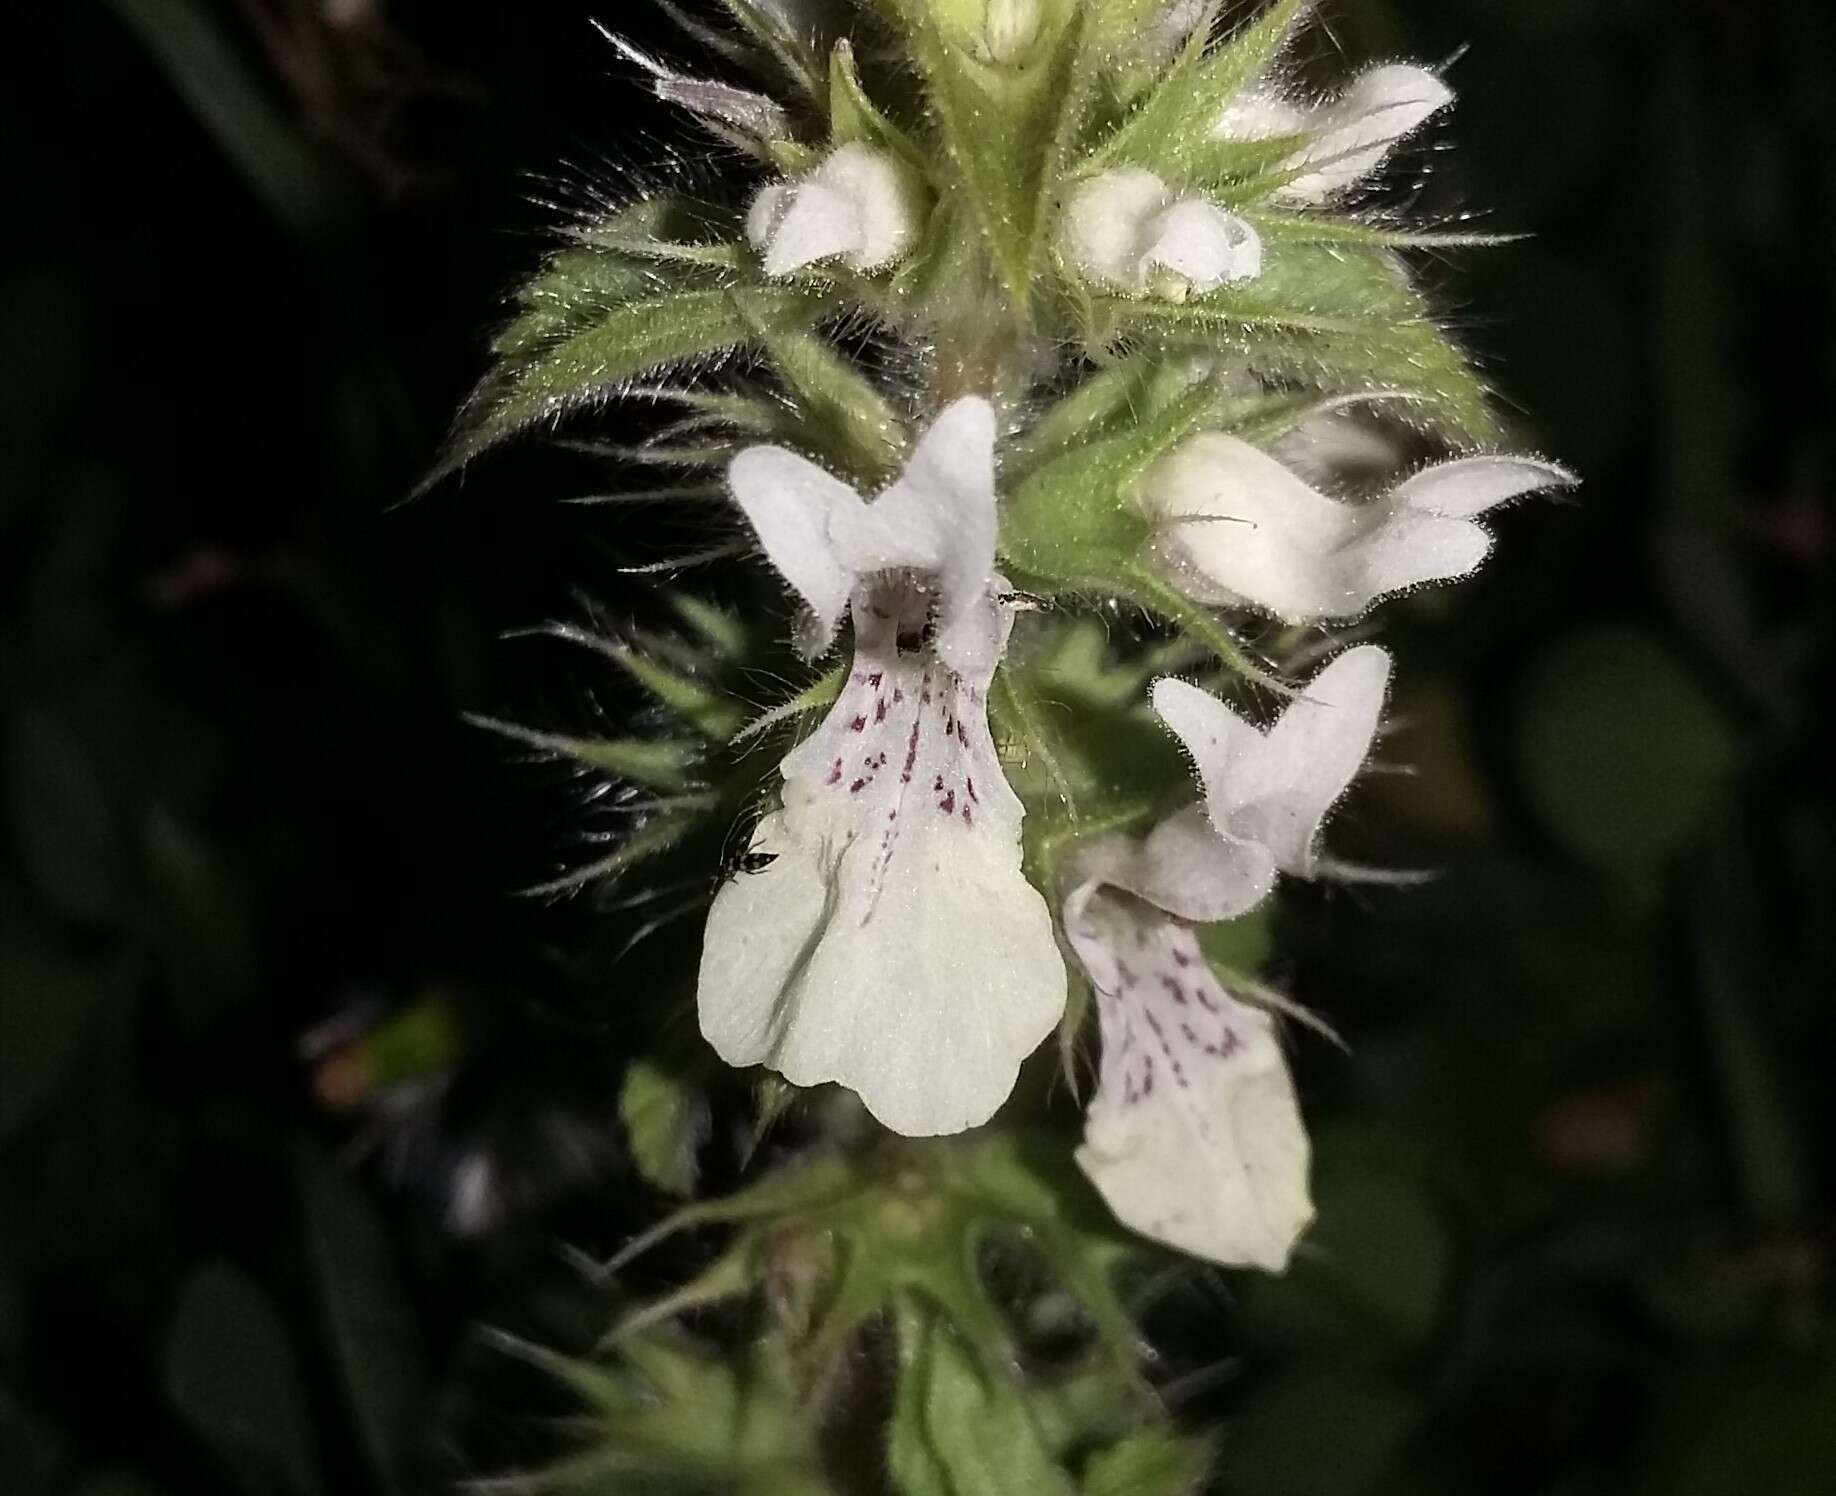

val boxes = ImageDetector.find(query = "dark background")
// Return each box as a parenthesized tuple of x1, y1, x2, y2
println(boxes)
(3, 2, 1831, 1494)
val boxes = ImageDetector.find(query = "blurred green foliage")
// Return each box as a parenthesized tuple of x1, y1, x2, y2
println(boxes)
(3, 1, 1832, 1495)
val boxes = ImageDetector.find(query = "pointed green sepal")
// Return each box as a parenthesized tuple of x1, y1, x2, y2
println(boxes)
(465, 715, 702, 790)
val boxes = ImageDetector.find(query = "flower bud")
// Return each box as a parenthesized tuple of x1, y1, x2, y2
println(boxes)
(746, 144, 925, 277)
(1060, 168, 1262, 298)
(983, 0, 1042, 63)
(927, 0, 1072, 64)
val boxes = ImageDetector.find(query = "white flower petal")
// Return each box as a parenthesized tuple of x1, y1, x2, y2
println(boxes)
(1213, 86, 1309, 142)
(1132, 807, 1277, 922)
(728, 445, 859, 653)
(1061, 168, 1174, 291)
(834, 397, 1000, 678)
(1141, 433, 1568, 621)
(697, 582, 1064, 1136)
(1389, 453, 1578, 519)
(1071, 815, 1275, 929)
(1289, 63, 1455, 200)
(747, 143, 920, 276)
(1142, 432, 1366, 618)
(1151, 646, 1392, 878)
(728, 398, 1004, 668)
(1215, 64, 1454, 203)
(1066, 884, 1311, 1270)
(1349, 509, 1493, 602)
(751, 178, 864, 276)
(1061, 169, 1260, 297)
(1136, 0, 1210, 74)
(1140, 199, 1263, 292)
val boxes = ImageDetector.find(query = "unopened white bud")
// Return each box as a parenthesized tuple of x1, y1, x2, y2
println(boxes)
(1061, 168, 1262, 298)
(983, 0, 1042, 63)
(746, 144, 924, 278)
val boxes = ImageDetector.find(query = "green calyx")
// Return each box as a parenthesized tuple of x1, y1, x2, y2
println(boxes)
(516, 1129, 1202, 1495)
(601, 1130, 1142, 1377)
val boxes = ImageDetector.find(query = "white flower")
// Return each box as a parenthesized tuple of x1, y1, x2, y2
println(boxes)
(1066, 878, 1310, 1270)
(747, 143, 923, 278)
(1216, 64, 1455, 202)
(1139, 432, 1576, 623)
(1061, 168, 1263, 298)
(697, 399, 1066, 1137)
(1063, 646, 1392, 1269)
(1153, 646, 1395, 882)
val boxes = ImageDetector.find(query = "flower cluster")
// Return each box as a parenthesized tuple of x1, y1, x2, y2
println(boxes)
(700, 388, 1554, 1267)
(445, 1, 1575, 1461)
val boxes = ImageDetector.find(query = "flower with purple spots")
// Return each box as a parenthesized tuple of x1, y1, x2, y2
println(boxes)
(696, 399, 1065, 1137)
(1064, 646, 1393, 1268)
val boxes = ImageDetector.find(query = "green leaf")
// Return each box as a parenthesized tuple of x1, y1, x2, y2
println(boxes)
(296, 1149, 426, 1496)
(608, 643, 750, 743)
(718, 0, 829, 102)
(164, 1263, 321, 1496)
(1082, 1429, 1210, 1496)
(881, 0, 1086, 311)
(466, 716, 702, 790)
(1007, 357, 1158, 476)
(1248, 212, 1521, 251)
(578, 197, 747, 272)
(431, 283, 823, 487)
(528, 1331, 835, 1495)
(1074, 233, 1496, 447)
(491, 248, 662, 364)
(1104, 289, 1497, 448)
(828, 39, 922, 159)
(667, 593, 750, 660)
(619, 1059, 711, 1197)
(736, 292, 909, 480)
(1091, 0, 1306, 178)
(1514, 626, 1739, 890)
(1002, 381, 1231, 580)
(888, 1300, 1077, 1496)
